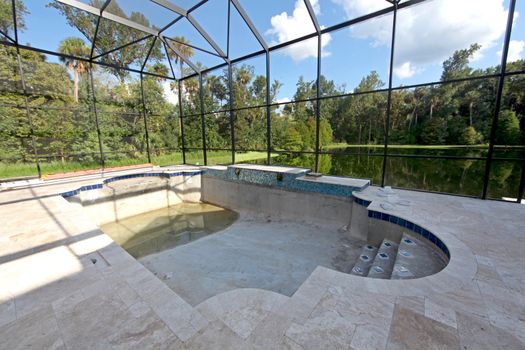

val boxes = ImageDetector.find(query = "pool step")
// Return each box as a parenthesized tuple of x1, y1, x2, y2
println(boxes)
(349, 233, 448, 280)
(367, 239, 399, 279)
(391, 233, 447, 279)
(350, 244, 378, 276)
(391, 233, 418, 279)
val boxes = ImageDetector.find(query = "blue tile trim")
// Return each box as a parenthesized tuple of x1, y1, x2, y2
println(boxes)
(203, 167, 370, 198)
(354, 197, 372, 207)
(60, 171, 202, 198)
(367, 209, 450, 259)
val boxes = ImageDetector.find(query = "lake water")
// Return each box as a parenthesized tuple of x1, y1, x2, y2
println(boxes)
(249, 146, 524, 200)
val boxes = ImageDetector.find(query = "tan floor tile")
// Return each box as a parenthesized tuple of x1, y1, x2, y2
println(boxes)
(0, 306, 65, 350)
(456, 311, 524, 350)
(386, 305, 459, 350)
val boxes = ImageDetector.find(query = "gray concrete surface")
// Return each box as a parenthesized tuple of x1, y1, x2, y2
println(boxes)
(1, 166, 525, 349)
(140, 213, 363, 306)
(201, 176, 353, 227)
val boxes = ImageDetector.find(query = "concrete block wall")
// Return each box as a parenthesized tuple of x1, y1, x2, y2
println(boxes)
(366, 217, 406, 246)
(201, 176, 353, 227)
(348, 201, 369, 241)
(67, 174, 202, 226)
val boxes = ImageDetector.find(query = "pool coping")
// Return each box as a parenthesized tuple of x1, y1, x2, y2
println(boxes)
(322, 186, 478, 296)
(1, 165, 523, 348)
(60, 170, 203, 198)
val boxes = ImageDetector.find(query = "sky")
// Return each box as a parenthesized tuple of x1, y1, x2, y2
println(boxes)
(14, 0, 525, 104)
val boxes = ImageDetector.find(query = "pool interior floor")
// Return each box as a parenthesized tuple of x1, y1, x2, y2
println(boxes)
(137, 212, 363, 306)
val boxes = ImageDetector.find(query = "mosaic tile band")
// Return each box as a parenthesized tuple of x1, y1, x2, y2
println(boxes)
(353, 197, 450, 259)
(60, 171, 202, 198)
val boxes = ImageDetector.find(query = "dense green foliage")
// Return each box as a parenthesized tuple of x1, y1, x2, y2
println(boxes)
(0, 0, 524, 190)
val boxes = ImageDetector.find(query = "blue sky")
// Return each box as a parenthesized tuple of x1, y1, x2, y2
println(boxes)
(16, 0, 525, 103)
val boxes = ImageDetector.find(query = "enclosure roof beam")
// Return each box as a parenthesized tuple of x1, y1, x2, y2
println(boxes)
(0, 28, 15, 44)
(0, 40, 174, 81)
(158, 15, 184, 35)
(157, 0, 209, 35)
(162, 40, 178, 80)
(92, 34, 152, 60)
(164, 35, 223, 57)
(141, 37, 158, 71)
(100, 0, 112, 12)
(230, 0, 268, 51)
(55, 0, 158, 36)
(162, 36, 201, 74)
(150, 0, 187, 16)
(303, 0, 320, 33)
(187, 14, 227, 59)
(151, 0, 226, 60)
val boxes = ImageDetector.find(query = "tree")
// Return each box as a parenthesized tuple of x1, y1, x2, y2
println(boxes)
(420, 118, 448, 144)
(460, 126, 480, 145)
(58, 37, 90, 102)
(0, 0, 28, 35)
(49, 0, 163, 82)
(496, 110, 522, 145)
(168, 36, 194, 79)
(441, 44, 481, 81)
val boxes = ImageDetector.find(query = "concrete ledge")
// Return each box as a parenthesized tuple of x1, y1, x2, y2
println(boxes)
(343, 186, 478, 294)
(203, 164, 370, 198)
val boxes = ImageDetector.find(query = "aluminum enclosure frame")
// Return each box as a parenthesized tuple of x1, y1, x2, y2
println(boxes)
(1, 0, 523, 203)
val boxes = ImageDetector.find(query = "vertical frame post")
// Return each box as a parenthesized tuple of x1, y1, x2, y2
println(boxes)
(227, 0, 235, 164)
(177, 80, 186, 164)
(314, 33, 322, 174)
(228, 63, 235, 164)
(265, 50, 271, 164)
(482, 0, 516, 199)
(199, 73, 207, 165)
(12, 0, 41, 178)
(381, 1, 398, 187)
(89, 65, 105, 169)
(518, 156, 525, 203)
(140, 73, 152, 163)
(15, 53, 41, 178)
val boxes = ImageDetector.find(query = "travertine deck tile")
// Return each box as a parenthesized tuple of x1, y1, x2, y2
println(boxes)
(0, 306, 65, 350)
(386, 306, 459, 350)
(0, 170, 524, 349)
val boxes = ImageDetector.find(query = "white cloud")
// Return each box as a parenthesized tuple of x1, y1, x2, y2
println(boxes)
(163, 81, 178, 105)
(332, 0, 389, 20)
(333, 0, 510, 79)
(393, 62, 416, 79)
(275, 97, 291, 115)
(499, 40, 525, 62)
(268, 0, 331, 61)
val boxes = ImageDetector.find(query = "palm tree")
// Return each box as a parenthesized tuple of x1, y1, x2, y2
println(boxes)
(58, 37, 90, 102)
(169, 36, 194, 80)
(165, 36, 194, 136)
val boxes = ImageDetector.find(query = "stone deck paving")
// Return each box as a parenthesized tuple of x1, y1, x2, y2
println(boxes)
(0, 168, 524, 349)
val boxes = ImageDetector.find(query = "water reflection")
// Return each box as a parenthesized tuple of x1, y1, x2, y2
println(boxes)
(249, 147, 523, 199)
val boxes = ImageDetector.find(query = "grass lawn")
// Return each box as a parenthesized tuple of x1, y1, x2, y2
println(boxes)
(0, 151, 273, 180)
(2, 145, 522, 180)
